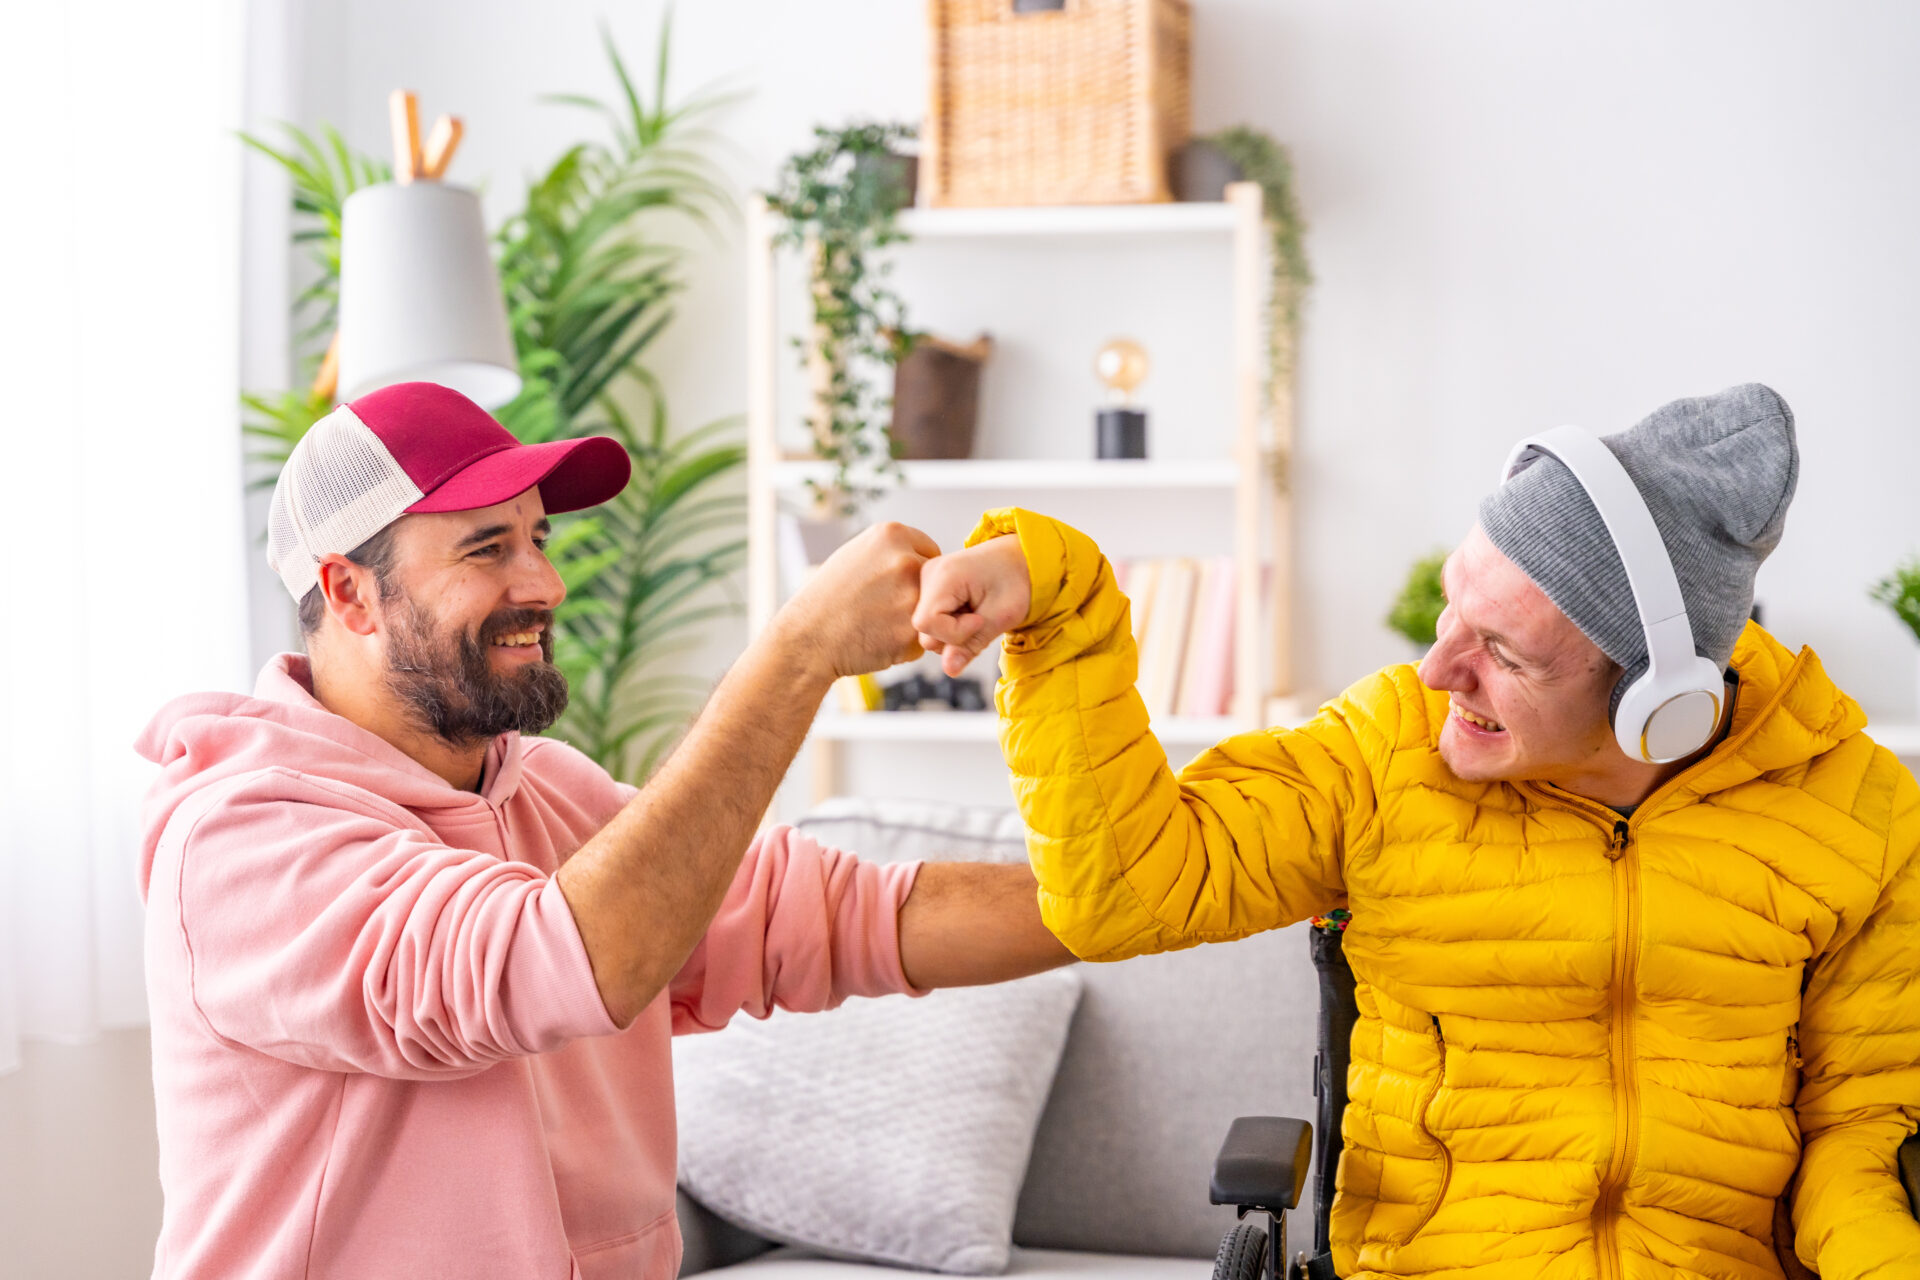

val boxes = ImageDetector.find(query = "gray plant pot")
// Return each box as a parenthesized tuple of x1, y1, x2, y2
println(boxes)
(1171, 139, 1244, 203)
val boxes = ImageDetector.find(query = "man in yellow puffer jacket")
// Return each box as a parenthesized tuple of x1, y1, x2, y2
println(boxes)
(913, 385, 1920, 1280)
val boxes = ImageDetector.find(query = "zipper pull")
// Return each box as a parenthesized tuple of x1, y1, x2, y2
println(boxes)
(1431, 1013, 1445, 1044)
(1607, 820, 1629, 862)
(1787, 1028, 1803, 1070)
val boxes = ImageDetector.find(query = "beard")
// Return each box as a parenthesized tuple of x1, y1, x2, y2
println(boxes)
(382, 594, 570, 745)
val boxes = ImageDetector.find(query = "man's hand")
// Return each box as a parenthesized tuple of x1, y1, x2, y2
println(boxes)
(913, 535, 1032, 678)
(779, 521, 941, 680)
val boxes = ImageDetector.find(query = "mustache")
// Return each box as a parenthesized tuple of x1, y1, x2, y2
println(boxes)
(479, 608, 556, 645)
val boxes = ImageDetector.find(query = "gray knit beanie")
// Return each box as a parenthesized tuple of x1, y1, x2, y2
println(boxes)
(1477, 383, 1798, 713)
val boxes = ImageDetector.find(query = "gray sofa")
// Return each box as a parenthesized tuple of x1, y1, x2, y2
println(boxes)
(676, 797, 1323, 1278)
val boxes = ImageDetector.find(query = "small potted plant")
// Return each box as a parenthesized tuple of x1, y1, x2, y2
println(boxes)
(768, 121, 919, 515)
(1871, 558, 1920, 716)
(1386, 551, 1447, 658)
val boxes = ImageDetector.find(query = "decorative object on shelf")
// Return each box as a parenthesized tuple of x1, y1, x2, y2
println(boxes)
(334, 90, 520, 407)
(1168, 137, 1239, 203)
(1093, 337, 1150, 459)
(1179, 127, 1312, 390)
(890, 332, 993, 460)
(241, 19, 745, 784)
(880, 671, 990, 713)
(1870, 557, 1920, 716)
(924, 0, 1192, 207)
(1386, 550, 1448, 655)
(768, 121, 920, 515)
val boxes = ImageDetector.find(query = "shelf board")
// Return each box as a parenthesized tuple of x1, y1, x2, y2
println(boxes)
(812, 712, 1252, 744)
(893, 201, 1236, 240)
(772, 458, 1240, 493)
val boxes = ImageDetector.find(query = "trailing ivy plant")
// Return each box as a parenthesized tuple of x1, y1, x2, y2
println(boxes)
(766, 121, 918, 515)
(1205, 126, 1313, 389)
(241, 17, 746, 783)
(1386, 550, 1448, 649)
(1871, 559, 1920, 644)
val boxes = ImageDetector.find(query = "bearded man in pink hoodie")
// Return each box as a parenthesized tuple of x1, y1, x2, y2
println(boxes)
(135, 382, 1072, 1280)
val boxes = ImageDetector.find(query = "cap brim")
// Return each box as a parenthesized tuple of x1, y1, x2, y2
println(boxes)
(404, 436, 631, 515)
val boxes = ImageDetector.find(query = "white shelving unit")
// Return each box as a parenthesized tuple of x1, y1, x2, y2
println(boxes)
(744, 186, 1294, 806)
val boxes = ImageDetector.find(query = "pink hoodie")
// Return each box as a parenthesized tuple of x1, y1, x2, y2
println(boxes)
(134, 654, 922, 1280)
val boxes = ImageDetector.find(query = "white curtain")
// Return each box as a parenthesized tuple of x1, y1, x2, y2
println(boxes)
(0, 0, 254, 1073)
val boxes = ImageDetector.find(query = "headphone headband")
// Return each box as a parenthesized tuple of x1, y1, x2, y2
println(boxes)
(1500, 426, 1696, 683)
(1498, 426, 1724, 763)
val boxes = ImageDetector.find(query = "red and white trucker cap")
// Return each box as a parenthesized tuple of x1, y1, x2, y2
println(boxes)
(266, 381, 631, 602)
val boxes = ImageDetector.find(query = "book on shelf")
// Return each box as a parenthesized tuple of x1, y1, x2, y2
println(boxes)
(1178, 557, 1237, 717)
(1110, 553, 1254, 720)
(1138, 558, 1197, 717)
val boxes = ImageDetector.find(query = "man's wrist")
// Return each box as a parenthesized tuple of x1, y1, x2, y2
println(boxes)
(760, 607, 839, 691)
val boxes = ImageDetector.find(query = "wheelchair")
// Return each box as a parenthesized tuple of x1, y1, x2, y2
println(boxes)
(1204, 918, 1920, 1280)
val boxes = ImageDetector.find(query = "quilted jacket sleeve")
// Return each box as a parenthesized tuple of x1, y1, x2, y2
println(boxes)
(1791, 758, 1920, 1278)
(968, 508, 1384, 963)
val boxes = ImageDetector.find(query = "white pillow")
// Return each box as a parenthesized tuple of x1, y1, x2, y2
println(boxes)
(673, 969, 1084, 1275)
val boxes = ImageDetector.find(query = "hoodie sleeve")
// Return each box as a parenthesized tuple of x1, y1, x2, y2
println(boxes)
(162, 770, 618, 1079)
(966, 507, 1367, 963)
(668, 825, 923, 1035)
(1791, 761, 1920, 1278)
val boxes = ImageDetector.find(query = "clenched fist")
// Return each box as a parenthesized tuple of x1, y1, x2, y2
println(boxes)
(913, 535, 1032, 678)
(778, 522, 941, 680)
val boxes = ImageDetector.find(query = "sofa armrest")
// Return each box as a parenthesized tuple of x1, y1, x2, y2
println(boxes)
(1210, 1116, 1313, 1215)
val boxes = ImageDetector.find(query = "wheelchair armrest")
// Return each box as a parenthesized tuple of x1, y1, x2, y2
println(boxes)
(1210, 1115, 1314, 1215)
(1900, 1131, 1920, 1221)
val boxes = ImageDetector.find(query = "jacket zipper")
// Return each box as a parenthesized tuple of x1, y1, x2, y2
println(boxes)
(1401, 1014, 1454, 1245)
(1594, 818, 1640, 1280)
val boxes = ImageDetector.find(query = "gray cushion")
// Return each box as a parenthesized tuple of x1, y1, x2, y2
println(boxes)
(792, 799, 1322, 1260)
(674, 969, 1083, 1274)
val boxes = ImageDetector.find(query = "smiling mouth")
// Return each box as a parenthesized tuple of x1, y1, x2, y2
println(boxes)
(1451, 699, 1506, 734)
(491, 627, 544, 649)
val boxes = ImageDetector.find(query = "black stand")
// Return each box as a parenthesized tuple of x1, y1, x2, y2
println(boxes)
(1096, 408, 1148, 459)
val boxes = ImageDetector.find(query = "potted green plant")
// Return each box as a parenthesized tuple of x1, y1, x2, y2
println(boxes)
(1871, 558, 1920, 716)
(767, 121, 919, 515)
(1387, 551, 1448, 657)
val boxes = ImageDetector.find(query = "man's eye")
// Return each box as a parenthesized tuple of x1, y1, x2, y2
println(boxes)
(470, 545, 501, 559)
(533, 539, 549, 553)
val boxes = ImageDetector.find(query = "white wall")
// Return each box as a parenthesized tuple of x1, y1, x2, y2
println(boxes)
(274, 1, 1920, 762)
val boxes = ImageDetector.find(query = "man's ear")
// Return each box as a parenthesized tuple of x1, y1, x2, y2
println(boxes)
(315, 556, 381, 638)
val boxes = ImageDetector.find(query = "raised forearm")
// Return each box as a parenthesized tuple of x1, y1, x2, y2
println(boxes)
(896, 861, 1075, 990)
(557, 616, 831, 1025)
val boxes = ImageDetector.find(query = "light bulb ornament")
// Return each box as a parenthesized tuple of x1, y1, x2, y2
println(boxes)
(1094, 337, 1150, 459)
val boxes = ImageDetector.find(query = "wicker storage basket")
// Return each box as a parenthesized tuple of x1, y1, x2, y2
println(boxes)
(925, 0, 1192, 207)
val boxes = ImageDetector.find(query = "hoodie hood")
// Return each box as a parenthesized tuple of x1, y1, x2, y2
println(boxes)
(134, 653, 522, 896)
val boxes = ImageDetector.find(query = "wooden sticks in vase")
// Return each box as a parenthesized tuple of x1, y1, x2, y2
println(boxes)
(387, 89, 463, 182)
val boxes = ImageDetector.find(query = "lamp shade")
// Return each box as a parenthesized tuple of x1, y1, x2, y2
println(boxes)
(337, 181, 521, 408)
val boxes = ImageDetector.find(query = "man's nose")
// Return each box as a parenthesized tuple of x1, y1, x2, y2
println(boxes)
(1417, 620, 1465, 691)
(511, 543, 566, 610)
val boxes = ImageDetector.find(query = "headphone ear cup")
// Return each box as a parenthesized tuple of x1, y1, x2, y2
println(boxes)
(1614, 658, 1725, 764)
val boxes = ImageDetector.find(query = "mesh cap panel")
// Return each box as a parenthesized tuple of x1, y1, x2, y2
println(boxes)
(266, 405, 424, 602)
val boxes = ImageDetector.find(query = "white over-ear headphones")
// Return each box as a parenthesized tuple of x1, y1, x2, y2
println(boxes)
(1500, 426, 1726, 764)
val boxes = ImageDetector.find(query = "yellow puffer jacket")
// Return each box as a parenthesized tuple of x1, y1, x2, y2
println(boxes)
(971, 509, 1920, 1280)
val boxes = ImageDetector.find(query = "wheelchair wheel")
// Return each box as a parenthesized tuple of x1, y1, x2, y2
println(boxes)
(1212, 1221, 1269, 1280)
